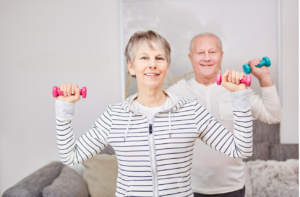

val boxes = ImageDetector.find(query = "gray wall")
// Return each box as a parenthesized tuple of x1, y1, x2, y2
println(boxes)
(0, 0, 121, 194)
(280, 0, 299, 143)
(0, 0, 298, 194)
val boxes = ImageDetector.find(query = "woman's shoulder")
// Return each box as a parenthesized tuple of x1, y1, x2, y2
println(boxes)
(105, 100, 129, 113)
(167, 91, 198, 110)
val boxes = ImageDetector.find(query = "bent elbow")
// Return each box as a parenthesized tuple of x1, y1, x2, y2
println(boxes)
(268, 116, 282, 124)
(259, 114, 282, 124)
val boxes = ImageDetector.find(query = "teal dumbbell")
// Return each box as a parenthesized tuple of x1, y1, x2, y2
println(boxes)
(243, 57, 271, 74)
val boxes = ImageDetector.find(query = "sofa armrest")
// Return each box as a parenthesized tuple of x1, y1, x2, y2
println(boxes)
(3, 162, 63, 197)
(42, 165, 89, 197)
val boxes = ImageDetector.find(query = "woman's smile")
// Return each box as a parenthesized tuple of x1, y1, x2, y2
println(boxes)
(144, 73, 160, 77)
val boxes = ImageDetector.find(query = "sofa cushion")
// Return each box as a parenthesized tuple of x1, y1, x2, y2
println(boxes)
(3, 162, 63, 197)
(83, 154, 118, 197)
(245, 159, 299, 197)
(42, 165, 89, 197)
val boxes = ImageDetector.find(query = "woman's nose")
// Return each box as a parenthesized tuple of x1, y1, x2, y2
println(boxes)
(149, 59, 157, 69)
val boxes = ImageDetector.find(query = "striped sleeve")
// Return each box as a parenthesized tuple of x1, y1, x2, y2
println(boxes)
(55, 100, 112, 165)
(194, 90, 253, 159)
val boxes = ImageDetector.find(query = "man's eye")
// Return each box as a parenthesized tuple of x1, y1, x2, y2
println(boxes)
(210, 51, 216, 53)
(198, 52, 204, 54)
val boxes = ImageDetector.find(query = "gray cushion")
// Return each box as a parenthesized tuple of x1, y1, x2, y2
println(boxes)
(100, 144, 115, 155)
(42, 166, 89, 197)
(3, 162, 63, 197)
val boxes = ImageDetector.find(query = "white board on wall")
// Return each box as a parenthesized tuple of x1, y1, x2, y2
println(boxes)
(120, 0, 279, 98)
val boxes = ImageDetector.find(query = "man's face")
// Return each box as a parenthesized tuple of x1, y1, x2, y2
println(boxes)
(188, 36, 223, 80)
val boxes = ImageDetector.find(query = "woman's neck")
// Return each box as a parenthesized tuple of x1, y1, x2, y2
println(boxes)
(136, 87, 167, 107)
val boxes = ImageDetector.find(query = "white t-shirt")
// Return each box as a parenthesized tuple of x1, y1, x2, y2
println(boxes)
(134, 97, 170, 123)
(167, 78, 281, 194)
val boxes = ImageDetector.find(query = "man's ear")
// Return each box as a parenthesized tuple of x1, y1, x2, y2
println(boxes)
(128, 61, 136, 76)
(188, 53, 192, 62)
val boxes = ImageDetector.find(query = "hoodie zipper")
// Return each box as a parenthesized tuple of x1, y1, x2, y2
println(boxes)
(148, 111, 173, 197)
(148, 123, 158, 197)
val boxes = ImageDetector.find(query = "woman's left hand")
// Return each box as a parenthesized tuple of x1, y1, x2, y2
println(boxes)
(221, 70, 247, 92)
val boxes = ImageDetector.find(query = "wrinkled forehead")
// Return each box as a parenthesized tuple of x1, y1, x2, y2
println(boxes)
(194, 35, 221, 50)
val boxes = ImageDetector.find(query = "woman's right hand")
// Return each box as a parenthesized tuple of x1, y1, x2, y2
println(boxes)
(56, 83, 81, 103)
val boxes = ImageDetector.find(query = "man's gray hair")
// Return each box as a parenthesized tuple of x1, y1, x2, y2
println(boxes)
(189, 32, 223, 52)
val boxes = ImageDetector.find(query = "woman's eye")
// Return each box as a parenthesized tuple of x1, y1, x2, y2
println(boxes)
(141, 57, 147, 60)
(157, 57, 164, 60)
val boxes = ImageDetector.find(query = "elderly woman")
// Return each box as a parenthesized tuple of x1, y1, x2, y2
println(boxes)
(55, 30, 252, 197)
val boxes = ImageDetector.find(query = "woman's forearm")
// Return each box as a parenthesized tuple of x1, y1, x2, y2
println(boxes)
(195, 90, 253, 159)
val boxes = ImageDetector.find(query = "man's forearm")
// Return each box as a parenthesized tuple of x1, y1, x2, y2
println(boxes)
(259, 73, 274, 87)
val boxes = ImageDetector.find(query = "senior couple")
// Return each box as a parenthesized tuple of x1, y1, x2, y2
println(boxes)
(55, 31, 281, 197)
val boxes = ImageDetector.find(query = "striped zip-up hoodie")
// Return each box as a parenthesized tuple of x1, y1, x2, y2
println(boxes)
(55, 90, 253, 197)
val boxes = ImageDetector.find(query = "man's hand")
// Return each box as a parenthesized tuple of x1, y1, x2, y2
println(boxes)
(56, 83, 81, 103)
(222, 70, 247, 92)
(248, 58, 274, 87)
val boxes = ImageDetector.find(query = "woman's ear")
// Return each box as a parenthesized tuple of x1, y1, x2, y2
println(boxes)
(128, 61, 136, 76)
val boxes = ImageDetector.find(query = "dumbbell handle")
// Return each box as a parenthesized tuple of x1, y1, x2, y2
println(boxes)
(216, 74, 251, 86)
(52, 86, 87, 98)
(243, 57, 271, 74)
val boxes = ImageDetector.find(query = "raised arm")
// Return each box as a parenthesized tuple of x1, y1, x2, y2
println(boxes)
(194, 90, 253, 159)
(247, 58, 282, 124)
(55, 83, 112, 165)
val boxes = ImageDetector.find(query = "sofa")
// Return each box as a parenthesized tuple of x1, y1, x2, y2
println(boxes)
(3, 142, 299, 197)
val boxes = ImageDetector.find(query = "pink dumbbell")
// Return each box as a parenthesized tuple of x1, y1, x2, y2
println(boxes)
(216, 74, 251, 86)
(52, 86, 87, 98)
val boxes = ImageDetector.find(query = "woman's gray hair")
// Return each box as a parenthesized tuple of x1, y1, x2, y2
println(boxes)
(189, 32, 223, 52)
(125, 30, 171, 78)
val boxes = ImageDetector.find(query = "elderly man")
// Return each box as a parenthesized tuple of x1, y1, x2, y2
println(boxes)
(167, 32, 281, 197)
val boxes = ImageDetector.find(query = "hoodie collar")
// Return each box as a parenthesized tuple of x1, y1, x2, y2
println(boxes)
(122, 90, 187, 114)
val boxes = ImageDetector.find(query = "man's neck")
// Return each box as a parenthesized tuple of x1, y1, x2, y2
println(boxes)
(195, 75, 216, 86)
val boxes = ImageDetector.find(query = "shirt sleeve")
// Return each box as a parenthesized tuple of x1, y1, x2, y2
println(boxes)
(194, 90, 253, 159)
(248, 86, 282, 124)
(55, 99, 112, 165)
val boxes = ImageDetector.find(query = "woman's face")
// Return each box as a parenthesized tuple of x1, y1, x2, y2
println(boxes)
(128, 42, 169, 90)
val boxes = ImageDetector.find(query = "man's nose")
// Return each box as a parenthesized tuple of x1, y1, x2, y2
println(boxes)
(203, 52, 211, 61)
